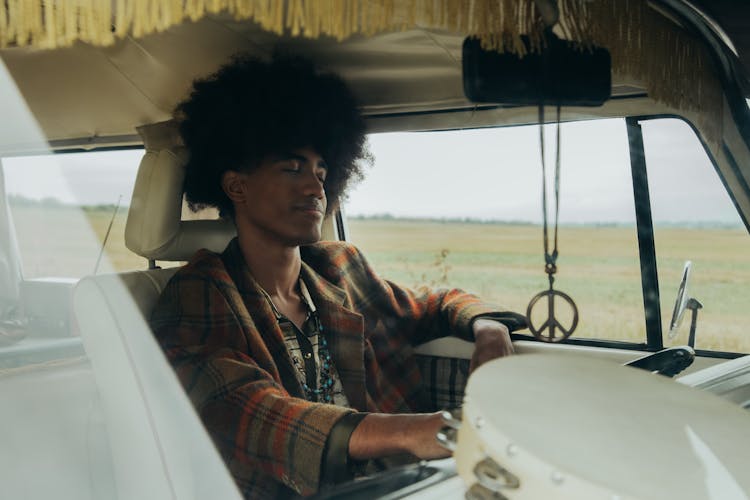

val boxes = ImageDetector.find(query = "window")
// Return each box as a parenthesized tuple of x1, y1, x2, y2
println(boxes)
(2, 149, 145, 279)
(345, 117, 750, 353)
(345, 119, 648, 343)
(642, 118, 750, 353)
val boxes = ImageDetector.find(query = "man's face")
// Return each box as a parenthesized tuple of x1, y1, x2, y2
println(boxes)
(229, 147, 328, 246)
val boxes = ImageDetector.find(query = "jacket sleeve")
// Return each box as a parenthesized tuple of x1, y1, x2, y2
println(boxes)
(338, 244, 527, 346)
(150, 271, 353, 497)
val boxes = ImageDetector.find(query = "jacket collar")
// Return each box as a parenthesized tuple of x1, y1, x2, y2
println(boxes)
(220, 239, 305, 397)
(221, 238, 367, 411)
(300, 261, 367, 411)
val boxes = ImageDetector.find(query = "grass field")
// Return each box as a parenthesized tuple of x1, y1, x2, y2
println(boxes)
(9, 205, 750, 353)
(347, 218, 750, 353)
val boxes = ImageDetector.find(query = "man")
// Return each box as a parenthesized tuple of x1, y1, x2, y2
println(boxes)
(150, 54, 526, 498)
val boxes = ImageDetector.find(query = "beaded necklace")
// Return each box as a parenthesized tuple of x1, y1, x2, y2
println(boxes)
(260, 278, 336, 403)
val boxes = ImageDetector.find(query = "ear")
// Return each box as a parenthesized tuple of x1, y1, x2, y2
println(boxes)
(221, 170, 246, 205)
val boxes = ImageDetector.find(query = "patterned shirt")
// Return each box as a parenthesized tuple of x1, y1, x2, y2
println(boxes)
(262, 278, 350, 407)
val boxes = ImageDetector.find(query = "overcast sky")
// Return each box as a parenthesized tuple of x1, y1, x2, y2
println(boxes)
(2, 117, 740, 226)
(345, 118, 741, 224)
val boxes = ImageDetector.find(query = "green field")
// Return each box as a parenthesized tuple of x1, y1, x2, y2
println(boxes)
(10, 205, 750, 353)
(347, 218, 750, 353)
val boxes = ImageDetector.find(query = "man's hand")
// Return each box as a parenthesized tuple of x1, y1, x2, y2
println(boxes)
(470, 318, 514, 373)
(401, 412, 453, 460)
(346, 321, 514, 463)
(348, 412, 451, 461)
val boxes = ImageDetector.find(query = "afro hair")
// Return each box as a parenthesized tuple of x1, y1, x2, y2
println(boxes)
(175, 53, 370, 218)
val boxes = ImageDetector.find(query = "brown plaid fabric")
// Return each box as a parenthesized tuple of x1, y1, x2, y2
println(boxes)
(150, 238, 524, 498)
(414, 355, 471, 411)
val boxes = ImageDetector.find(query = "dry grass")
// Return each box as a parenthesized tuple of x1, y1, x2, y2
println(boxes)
(348, 218, 750, 353)
(10, 206, 750, 353)
(12, 206, 144, 276)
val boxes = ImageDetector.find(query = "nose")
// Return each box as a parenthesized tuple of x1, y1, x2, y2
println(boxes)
(302, 168, 325, 199)
(297, 148, 326, 198)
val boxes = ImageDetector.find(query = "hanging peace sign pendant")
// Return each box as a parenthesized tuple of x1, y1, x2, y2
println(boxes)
(526, 286, 579, 342)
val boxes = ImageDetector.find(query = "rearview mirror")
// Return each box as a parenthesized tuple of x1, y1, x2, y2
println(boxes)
(462, 33, 611, 106)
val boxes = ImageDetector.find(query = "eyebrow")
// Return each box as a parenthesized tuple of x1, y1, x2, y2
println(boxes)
(277, 152, 328, 170)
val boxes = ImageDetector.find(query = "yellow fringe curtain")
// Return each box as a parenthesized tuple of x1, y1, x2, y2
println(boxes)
(0, 0, 553, 50)
(0, 0, 723, 141)
(0, 0, 704, 56)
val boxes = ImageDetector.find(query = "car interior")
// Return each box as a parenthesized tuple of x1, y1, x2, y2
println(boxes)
(2, 0, 750, 498)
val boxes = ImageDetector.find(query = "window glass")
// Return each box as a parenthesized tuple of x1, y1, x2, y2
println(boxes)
(642, 118, 750, 353)
(2, 149, 145, 279)
(345, 119, 647, 343)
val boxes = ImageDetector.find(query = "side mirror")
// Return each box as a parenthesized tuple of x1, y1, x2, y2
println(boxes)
(462, 32, 611, 106)
(668, 261, 703, 348)
(669, 261, 692, 336)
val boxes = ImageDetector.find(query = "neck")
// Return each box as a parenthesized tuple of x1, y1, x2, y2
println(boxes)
(236, 229, 302, 299)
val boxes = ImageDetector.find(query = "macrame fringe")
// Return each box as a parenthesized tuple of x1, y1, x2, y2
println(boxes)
(586, 0, 722, 143)
(0, 0, 723, 142)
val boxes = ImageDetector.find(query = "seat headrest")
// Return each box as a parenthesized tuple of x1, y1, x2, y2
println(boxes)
(125, 120, 236, 262)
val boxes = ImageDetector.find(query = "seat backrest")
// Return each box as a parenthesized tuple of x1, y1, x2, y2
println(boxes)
(72, 120, 242, 499)
(111, 267, 179, 317)
(74, 269, 241, 500)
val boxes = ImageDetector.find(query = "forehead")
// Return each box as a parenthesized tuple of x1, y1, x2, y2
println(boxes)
(266, 148, 328, 165)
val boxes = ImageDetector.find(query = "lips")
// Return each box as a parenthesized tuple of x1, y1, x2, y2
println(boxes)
(294, 201, 325, 215)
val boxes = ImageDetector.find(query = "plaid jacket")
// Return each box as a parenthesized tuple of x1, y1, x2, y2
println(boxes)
(150, 238, 522, 498)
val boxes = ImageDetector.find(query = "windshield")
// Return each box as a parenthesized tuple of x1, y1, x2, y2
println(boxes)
(345, 118, 750, 353)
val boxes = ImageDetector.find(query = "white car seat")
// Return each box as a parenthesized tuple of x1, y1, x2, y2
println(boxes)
(123, 120, 235, 264)
(72, 120, 240, 500)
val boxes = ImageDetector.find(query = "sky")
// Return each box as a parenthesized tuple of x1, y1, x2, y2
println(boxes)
(0, 115, 742, 226)
(344, 118, 741, 225)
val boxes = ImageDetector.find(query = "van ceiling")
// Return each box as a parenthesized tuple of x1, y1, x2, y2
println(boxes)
(2, 1, 747, 150)
(0, 12, 658, 151)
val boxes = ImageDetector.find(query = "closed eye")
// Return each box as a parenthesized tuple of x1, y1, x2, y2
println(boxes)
(278, 158, 301, 172)
(316, 160, 328, 182)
